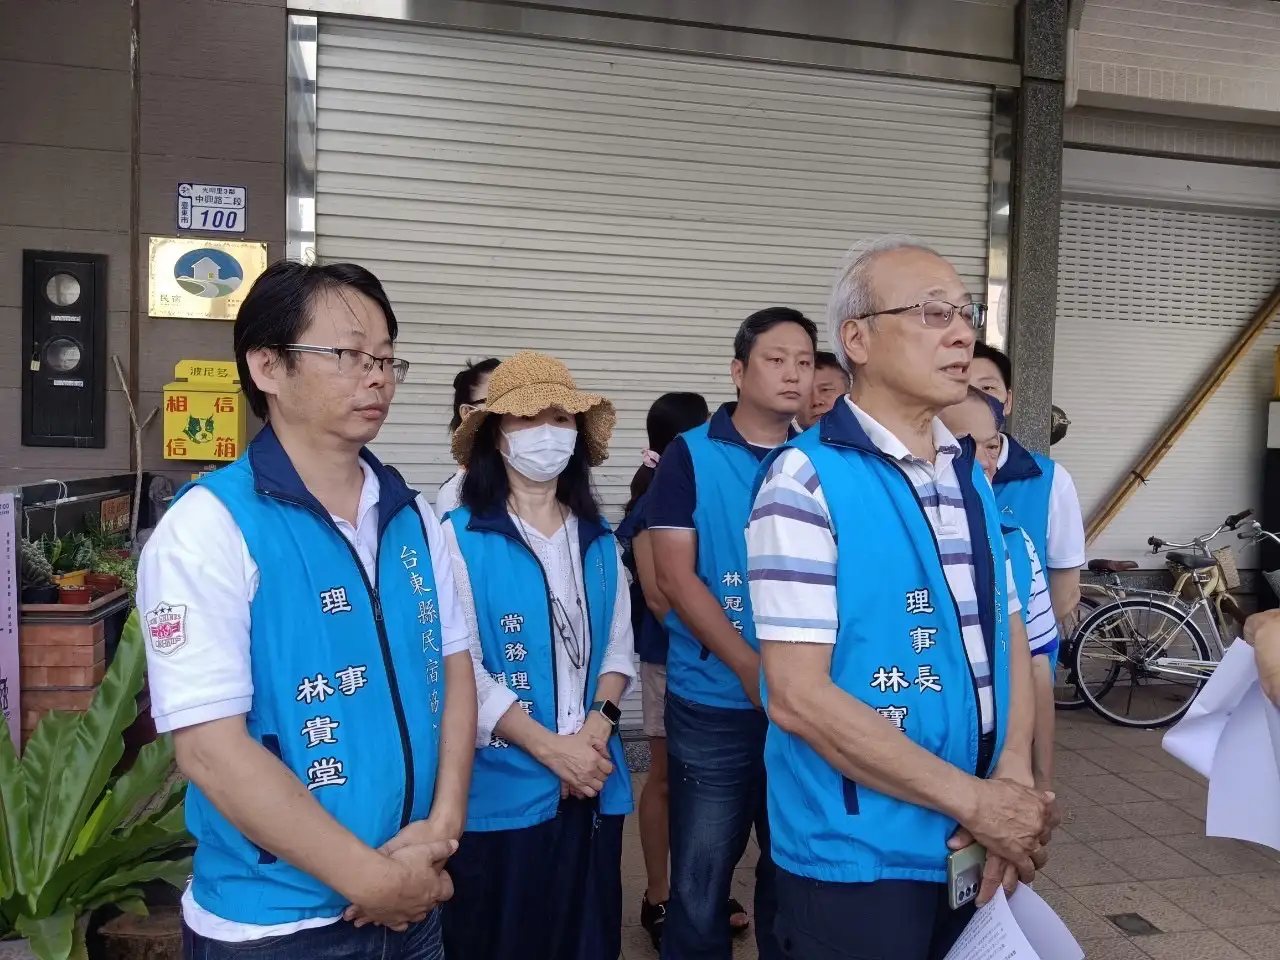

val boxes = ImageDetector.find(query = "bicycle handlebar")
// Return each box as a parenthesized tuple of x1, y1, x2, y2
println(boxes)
(1149, 508, 1253, 553)
(1226, 508, 1255, 528)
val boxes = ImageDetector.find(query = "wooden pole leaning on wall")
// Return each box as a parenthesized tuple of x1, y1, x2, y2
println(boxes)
(1085, 280, 1280, 545)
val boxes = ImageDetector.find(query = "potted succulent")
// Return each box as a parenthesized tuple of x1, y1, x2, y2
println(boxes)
(18, 541, 58, 606)
(42, 536, 96, 589)
(0, 612, 192, 960)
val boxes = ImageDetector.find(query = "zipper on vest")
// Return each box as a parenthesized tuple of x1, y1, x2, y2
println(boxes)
(878, 458, 992, 778)
(266, 493, 416, 828)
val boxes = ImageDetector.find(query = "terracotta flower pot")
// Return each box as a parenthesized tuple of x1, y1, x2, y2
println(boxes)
(85, 572, 122, 594)
(58, 584, 93, 605)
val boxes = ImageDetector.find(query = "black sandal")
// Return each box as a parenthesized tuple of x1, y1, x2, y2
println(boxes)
(640, 894, 667, 950)
(728, 897, 750, 938)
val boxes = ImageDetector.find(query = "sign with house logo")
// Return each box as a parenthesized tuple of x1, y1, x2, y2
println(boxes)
(148, 237, 267, 320)
(177, 182, 247, 234)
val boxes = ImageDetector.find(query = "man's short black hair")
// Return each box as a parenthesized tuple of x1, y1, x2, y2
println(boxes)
(733, 307, 818, 363)
(814, 350, 850, 381)
(233, 261, 399, 420)
(972, 341, 1012, 390)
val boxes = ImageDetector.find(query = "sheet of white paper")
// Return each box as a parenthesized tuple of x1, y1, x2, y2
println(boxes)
(1008, 885, 1085, 960)
(1207, 684, 1280, 852)
(1163, 641, 1258, 777)
(943, 888, 1038, 960)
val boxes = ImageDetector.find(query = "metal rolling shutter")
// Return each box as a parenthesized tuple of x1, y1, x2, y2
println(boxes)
(314, 18, 994, 729)
(1053, 201, 1280, 566)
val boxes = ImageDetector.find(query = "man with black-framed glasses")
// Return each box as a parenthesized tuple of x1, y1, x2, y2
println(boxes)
(137, 260, 477, 960)
(745, 237, 1053, 959)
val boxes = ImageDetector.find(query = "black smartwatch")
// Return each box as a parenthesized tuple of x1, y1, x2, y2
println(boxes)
(590, 699, 621, 731)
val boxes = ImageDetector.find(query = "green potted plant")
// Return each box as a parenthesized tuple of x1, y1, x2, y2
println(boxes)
(0, 612, 192, 960)
(41, 536, 95, 590)
(18, 541, 58, 606)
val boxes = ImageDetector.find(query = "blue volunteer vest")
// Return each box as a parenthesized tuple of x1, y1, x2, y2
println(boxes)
(1001, 507, 1060, 670)
(758, 401, 1012, 884)
(180, 427, 444, 925)
(666, 404, 777, 709)
(1002, 516, 1034, 625)
(993, 436, 1056, 570)
(451, 506, 633, 831)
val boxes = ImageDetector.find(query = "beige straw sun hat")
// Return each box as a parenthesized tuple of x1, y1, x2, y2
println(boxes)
(450, 351, 616, 468)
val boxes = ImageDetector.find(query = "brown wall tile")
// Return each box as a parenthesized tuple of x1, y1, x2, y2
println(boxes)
(141, 76, 284, 164)
(0, 60, 132, 152)
(139, 156, 285, 241)
(0, 144, 130, 234)
(141, 0, 286, 86)
(0, 0, 132, 72)
(0, 387, 133, 483)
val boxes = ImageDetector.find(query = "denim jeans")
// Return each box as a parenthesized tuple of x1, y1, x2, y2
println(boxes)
(182, 908, 443, 960)
(662, 691, 779, 960)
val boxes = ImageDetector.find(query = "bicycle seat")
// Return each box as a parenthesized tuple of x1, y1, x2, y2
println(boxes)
(1088, 559, 1139, 573)
(1166, 551, 1217, 571)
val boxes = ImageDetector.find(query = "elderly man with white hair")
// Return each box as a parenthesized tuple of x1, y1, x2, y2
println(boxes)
(745, 237, 1055, 959)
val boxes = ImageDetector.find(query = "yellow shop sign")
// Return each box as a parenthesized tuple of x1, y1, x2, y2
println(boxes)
(162, 360, 247, 462)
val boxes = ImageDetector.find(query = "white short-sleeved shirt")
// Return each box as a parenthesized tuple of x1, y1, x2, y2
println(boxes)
(997, 436, 1086, 570)
(435, 470, 464, 518)
(137, 458, 470, 941)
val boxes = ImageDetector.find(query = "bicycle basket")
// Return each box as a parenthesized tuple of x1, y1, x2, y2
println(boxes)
(1213, 545, 1242, 591)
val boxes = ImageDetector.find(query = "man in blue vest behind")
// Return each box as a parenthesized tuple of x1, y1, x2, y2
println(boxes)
(746, 238, 1055, 959)
(138, 261, 478, 960)
(649, 307, 816, 960)
(970, 341, 1086, 626)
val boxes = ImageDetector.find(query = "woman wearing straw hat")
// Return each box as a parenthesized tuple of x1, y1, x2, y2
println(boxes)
(440, 351, 635, 960)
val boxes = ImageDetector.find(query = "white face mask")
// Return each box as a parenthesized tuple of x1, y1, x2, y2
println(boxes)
(502, 424, 578, 482)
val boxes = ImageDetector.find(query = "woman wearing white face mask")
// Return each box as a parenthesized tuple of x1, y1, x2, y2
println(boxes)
(439, 351, 636, 960)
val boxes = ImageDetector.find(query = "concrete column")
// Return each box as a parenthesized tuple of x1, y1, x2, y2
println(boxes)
(1007, 0, 1067, 454)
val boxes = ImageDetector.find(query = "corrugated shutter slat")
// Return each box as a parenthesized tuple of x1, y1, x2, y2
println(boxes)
(315, 19, 993, 731)
(1053, 201, 1280, 567)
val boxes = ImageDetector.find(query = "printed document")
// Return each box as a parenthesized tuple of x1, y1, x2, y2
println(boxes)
(1163, 641, 1280, 852)
(943, 885, 1083, 960)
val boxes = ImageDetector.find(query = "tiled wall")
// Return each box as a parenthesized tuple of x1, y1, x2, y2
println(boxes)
(1, 0, 286, 486)
(0, 0, 135, 485)
(1076, 0, 1280, 113)
(135, 0, 286, 475)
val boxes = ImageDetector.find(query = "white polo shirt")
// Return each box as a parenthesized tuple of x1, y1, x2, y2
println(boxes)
(137, 459, 470, 942)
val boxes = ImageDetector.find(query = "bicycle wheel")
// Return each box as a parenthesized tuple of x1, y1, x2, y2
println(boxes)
(1054, 594, 1111, 709)
(1073, 596, 1212, 728)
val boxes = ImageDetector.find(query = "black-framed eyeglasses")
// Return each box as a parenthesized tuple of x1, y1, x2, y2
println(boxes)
(551, 595, 586, 670)
(854, 300, 987, 330)
(284, 344, 410, 383)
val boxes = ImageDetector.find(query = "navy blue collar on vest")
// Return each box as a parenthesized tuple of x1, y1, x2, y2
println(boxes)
(817, 397, 978, 464)
(246, 424, 420, 537)
(466, 505, 611, 557)
(709, 402, 797, 453)
(993, 434, 1043, 486)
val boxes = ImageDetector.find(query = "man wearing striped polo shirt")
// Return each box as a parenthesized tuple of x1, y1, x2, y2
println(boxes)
(745, 237, 1054, 960)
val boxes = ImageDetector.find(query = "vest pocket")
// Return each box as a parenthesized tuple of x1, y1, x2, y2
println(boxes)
(255, 734, 283, 865)
(699, 644, 711, 661)
(841, 777, 860, 815)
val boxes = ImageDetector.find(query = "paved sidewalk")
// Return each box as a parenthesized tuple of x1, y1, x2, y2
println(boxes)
(619, 710, 1280, 959)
